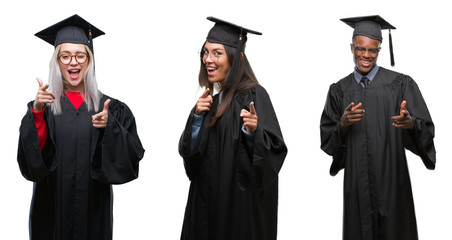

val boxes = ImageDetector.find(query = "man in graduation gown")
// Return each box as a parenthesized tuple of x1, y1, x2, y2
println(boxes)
(17, 15, 144, 240)
(320, 15, 435, 240)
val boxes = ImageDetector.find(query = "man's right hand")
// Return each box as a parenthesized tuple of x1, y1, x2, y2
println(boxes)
(340, 102, 365, 136)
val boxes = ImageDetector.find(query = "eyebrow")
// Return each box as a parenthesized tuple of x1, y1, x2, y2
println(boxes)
(59, 51, 88, 54)
(204, 48, 224, 52)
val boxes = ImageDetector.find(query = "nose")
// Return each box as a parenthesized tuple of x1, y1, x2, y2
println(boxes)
(204, 53, 214, 63)
(362, 50, 371, 58)
(69, 56, 78, 65)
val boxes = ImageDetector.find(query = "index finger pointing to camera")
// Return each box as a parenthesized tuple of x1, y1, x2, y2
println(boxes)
(345, 102, 355, 111)
(250, 102, 256, 115)
(351, 102, 363, 111)
(201, 88, 210, 98)
(103, 99, 111, 112)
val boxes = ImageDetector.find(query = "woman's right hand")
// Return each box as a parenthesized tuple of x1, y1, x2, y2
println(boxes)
(195, 88, 213, 115)
(33, 77, 55, 112)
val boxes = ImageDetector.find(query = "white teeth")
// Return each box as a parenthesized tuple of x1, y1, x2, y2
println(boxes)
(69, 70, 79, 73)
(207, 67, 216, 71)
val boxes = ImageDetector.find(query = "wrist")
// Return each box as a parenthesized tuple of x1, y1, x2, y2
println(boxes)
(33, 105, 43, 112)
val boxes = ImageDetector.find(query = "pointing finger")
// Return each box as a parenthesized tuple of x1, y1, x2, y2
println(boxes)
(250, 102, 256, 115)
(351, 102, 363, 111)
(36, 77, 43, 88)
(103, 99, 111, 111)
(345, 102, 355, 111)
(400, 100, 407, 116)
(201, 88, 210, 98)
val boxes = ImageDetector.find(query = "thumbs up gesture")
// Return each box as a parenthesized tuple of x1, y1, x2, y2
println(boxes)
(33, 77, 55, 112)
(240, 102, 258, 134)
(92, 99, 111, 128)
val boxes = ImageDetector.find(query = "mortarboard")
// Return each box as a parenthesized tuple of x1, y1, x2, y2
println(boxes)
(341, 15, 396, 66)
(35, 14, 104, 54)
(205, 17, 262, 83)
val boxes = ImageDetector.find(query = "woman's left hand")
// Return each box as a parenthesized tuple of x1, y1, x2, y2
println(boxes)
(92, 99, 111, 128)
(241, 102, 258, 134)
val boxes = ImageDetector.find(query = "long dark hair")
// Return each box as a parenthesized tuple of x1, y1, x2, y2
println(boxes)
(198, 42, 258, 126)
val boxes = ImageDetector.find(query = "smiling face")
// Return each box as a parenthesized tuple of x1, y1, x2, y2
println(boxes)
(351, 35, 381, 75)
(202, 41, 230, 84)
(58, 43, 89, 92)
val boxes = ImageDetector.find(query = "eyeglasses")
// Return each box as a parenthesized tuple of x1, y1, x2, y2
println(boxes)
(352, 45, 381, 55)
(58, 52, 89, 65)
(200, 49, 223, 63)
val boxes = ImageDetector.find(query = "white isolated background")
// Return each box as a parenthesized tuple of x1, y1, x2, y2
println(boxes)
(1, 0, 450, 239)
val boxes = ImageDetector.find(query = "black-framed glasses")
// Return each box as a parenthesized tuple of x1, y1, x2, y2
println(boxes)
(58, 52, 89, 65)
(352, 45, 381, 55)
(200, 49, 223, 63)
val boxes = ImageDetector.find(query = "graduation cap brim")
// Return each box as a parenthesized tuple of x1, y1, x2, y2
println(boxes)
(35, 14, 104, 50)
(341, 15, 396, 31)
(206, 16, 261, 50)
(207, 16, 262, 36)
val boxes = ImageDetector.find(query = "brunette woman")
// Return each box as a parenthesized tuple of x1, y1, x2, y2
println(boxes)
(179, 17, 287, 240)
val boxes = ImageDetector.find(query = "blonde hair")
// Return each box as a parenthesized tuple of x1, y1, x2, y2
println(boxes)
(48, 45, 100, 115)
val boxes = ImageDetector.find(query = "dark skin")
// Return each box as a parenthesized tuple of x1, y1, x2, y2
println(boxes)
(340, 36, 414, 137)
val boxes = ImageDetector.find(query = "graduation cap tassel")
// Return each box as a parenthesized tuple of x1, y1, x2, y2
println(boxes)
(389, 29, 395, 67)
(226, 30, 244, 83)
(88, 25, 94, 55)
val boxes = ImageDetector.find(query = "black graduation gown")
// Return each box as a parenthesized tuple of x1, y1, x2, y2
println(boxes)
(17, 94, 144, 240)
(179, 85, 287, 240)
(320, 67, 435, 240)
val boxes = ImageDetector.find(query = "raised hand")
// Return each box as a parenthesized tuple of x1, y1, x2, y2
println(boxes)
(340, 102, 364, 137)
(340, 102, 365, 128)
(391, 100, 414, 129)
(92, 99, 111, 128)
(240, 102, 258, 134)
(33, 77, 55, 112)
(195, 88, 213, 115)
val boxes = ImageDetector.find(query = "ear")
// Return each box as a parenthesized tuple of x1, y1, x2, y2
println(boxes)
(350, 43, 354, 53)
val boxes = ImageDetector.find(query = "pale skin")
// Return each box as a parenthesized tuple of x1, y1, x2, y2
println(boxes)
(33, 43, 110, 128)
(340, 100, 414, 137)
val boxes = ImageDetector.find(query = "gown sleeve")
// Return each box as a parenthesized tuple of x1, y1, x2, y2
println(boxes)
(179, 107, 205, 181)
(190, 113, 205, 153)
(17, 101, 56, 182)
(399, 76, 436, 169)
(319, 83, 346, 176)
(236, 85, 287, 192)
(32, 108, 48, 150)
(91, 98, 145, 184)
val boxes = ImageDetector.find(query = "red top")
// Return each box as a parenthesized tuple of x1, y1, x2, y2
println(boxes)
(33, 92, 85, 150)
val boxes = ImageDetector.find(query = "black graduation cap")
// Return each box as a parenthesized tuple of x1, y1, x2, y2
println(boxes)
(35, 14, 104, 53)
(206, 16, 262, 51)
(341, 15, 396, 66)
(205, 17, 262, 83)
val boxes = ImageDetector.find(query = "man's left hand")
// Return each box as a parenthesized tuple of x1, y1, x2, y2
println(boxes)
(391, 100, 414, 129)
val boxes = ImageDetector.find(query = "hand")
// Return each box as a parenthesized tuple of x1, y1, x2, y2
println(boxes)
(340, 102, 365, 128)
(33, 77, 55, 112)
(92, 99, 111, 128)
(340, 102, 364, 137)
(195, 88, 213, 115)
(240, 102, 258, 134)
(391, 100, 414, 129)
